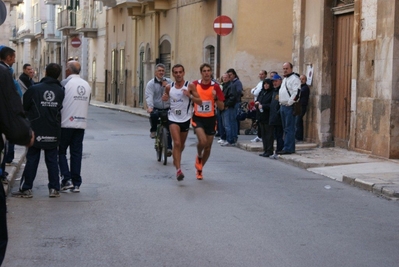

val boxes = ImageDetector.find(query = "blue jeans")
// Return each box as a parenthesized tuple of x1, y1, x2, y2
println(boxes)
(222, 108, 236, 144)
(216, 109, 225, 140)
(58, 128, 85, 187)
(20, 146, 60, 191)
(280, 105, 296, 153)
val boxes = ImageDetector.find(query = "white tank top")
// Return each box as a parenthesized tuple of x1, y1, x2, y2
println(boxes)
(168, 81, 192, 123)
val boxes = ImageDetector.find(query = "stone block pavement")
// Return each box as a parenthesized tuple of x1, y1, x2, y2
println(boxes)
(4, 101, 399, 201)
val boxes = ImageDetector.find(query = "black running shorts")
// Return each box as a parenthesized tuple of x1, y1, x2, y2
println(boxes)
(191, 115, 217, 136)
(169, 120, 191, 132)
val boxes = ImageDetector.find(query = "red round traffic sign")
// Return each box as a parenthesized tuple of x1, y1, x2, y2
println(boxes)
(71, 37, 81, 48)
(213, 15, 234, 36)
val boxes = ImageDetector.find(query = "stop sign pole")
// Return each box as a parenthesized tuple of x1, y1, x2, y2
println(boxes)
(213, 15, 234, 36)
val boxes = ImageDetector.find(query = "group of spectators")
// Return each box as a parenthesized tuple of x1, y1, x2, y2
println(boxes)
(216, 62, 310, 158)
(0, 46, 91, 265)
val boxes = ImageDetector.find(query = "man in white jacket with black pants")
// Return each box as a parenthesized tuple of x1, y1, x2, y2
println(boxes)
(59, 60, 92, 192)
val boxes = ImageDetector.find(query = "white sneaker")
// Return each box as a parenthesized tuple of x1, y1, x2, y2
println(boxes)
(217, 139, 226, 144)
(220, 140, 229, 146)
(251, 137, 262, 142)
(221, 141, 235, 147)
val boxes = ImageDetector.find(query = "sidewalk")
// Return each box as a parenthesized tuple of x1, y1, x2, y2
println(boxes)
(6, 101, 398, 200)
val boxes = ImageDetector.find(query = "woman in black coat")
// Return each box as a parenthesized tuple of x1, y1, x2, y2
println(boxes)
(255, 79, 274, 157)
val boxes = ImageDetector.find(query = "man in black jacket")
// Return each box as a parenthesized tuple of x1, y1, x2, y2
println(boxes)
(220, 70, 238, 146)
(0, 46, 34, 267)
(18, 63, 34, 95)
(12, 63, 64, 198)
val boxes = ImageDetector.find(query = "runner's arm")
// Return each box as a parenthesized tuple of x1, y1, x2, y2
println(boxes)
(188, 83, 202, 105)
(162, 84, 170, 101)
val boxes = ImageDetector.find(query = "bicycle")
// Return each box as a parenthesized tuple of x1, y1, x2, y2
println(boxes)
(154, 109, 169, 165)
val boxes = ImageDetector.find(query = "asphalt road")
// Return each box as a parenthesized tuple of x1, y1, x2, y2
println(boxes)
(4, 106, 399, 267)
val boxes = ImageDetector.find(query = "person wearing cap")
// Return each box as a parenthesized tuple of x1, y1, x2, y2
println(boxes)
(269, 74, 284, 158)
(278, 62, 301, 154)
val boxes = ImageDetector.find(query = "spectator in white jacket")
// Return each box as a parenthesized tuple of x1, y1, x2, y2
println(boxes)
(58, 60, 92, 193)
(250, 70, 267, 143)
(278, 62, 301, 155)
(250, 70, 267, 101)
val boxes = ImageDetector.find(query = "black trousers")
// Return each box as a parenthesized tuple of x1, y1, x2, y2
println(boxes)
(259, 122, 274, 155)
(0, 184, 7, 265)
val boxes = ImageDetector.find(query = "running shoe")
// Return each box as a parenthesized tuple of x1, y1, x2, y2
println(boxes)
(176, 169, 184, 181)
(195, 155, 202, 171)
(49, 189, 60, 198)
(196, 170, 203, 180)
(217, 139, 226, 144)
(70, 186, 80, 193)
(221, 142, 235, 147)
(61, 180, 74, 191)
(11, 189, 33, 198)
(251, 137, 262, 142)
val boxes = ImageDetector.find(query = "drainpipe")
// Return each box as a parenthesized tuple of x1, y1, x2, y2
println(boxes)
(216, 0, 221, 79)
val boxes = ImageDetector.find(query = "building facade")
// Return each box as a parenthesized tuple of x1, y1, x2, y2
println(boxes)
(2, 0, 398, 159)
(292, 0, 399, 158)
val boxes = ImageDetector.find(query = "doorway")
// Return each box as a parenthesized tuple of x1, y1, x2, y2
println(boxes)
(332, 12, 353, 148)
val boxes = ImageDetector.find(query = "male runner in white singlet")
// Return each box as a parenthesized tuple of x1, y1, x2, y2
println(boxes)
(162, 64, 202, 181)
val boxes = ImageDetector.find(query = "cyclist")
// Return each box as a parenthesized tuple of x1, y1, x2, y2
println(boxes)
(162, 64, 202, 181)
(145, 63, 173, 156)
(192, 63, 225, 180)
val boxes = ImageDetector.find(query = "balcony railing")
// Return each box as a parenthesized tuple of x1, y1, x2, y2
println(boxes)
(34, 20, 43, 36)
(57, 9, 76, 30)
(17, 23, 35, 40)
(44, 21, 62, 42)
(76, 9, 97, 30)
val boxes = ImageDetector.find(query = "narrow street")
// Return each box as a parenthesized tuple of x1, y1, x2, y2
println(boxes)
(4, 106, 399, 267)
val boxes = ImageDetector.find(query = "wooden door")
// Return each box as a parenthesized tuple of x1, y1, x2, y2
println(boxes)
(332, 13, 353, 148)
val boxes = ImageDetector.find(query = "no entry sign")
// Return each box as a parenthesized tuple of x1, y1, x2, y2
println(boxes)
(213, 15, 234, 36)
(71, 37, 81, 48)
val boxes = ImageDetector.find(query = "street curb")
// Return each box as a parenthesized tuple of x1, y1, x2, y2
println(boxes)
(90, 102, 149, 118)
(343, 175, 399, 199)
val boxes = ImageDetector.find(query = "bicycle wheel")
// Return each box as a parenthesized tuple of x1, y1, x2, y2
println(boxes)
(161, 127, 168, 165)
(156, 127, 162, 162)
